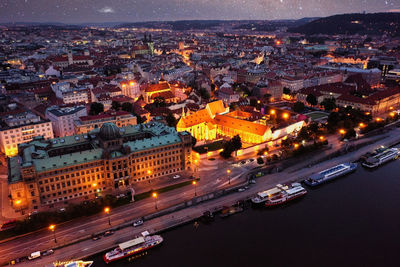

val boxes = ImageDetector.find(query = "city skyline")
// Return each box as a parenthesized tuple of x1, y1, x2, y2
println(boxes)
(0, 0, 399, 23)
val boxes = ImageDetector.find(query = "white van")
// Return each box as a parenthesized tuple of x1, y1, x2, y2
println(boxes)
(28, 251, 41, 260)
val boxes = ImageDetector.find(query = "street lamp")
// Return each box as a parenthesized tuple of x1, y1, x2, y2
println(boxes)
(282, 113, 289, 119)
(227, 169, 231, 184)
(192, 180, 197, 196)
(104, 207, 111, 225)
(49, 224, 57, 243)
(339, 129, 346, 135)
(152, 192, 158, 210)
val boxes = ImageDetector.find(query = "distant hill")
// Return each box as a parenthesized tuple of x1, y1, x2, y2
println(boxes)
(116, 18, 320, 31)
(289, 13, 400, 36)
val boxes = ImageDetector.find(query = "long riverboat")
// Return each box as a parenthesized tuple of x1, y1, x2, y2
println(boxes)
(303, 163, 357, 187)
(251, 186, 282, 205)
(265, 183, 307, 207)
(362, 148, 399, 168)
(103, 234, 163, 264)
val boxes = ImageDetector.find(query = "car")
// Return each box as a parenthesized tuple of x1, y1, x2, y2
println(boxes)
(238, 188, 246, 192)
(133, 219, 144, 227)
(59, 208, 66, 212)
(28, 251, 41, 260)
(172, 174, 181, 179)
(116, 194, 125, 199)
(240, 160, 246, 165)
(91, 234, 101, 241)
(249, 179, 256, 184)
(42, 250, 54, 256)
(249, 158, 255, 162)
(104, 230, 114, 237)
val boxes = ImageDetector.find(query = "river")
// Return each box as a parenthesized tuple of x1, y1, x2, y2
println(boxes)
(88, 159, 400, 267)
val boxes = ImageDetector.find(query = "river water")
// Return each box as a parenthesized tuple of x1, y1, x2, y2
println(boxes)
(89, 159, 400, 267)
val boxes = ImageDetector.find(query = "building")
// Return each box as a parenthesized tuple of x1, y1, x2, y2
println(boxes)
(0, 110, 53, 157)
(8, 121, 192, 211)
(297, 83, 400, 116)
(74, 111, 137, 134)
(46, 105, 87, 137)
(51, 82, 89, 104)
(143, 79, 179, 104)
(52, 51, 93, 69)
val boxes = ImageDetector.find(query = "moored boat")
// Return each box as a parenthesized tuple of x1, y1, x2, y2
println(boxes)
(303, 163, 357, 187)
(251, 186, 282, 205)
(103, 233, 163, 264)
(362, 147, 399, 168)
(265, 184, 307, 207)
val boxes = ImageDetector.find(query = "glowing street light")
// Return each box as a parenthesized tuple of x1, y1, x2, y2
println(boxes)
(339, 129, 346, 135)
(152, 192, 158, 210)
(270, 109, 276, 115)
(192, 180, 197, 196)
(49, 224, 57, 243)
(282, 113, 289, 119)
(129, 81, 134, 86)
(15, 200, 21, 205)
(227, 169, 231, 184)
(376, 117, 382, 122)
(359, 122, 366, 128)
(104, 207, 111, 225)
(294, 143, 299, 149)
(389, 112, 396, 117)
(319, 136, 325, 141)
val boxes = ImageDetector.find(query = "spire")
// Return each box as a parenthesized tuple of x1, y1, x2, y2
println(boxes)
(182, 106, 186, 118)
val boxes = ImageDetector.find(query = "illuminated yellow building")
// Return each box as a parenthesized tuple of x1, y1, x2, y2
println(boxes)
(177, 100, 272, 144)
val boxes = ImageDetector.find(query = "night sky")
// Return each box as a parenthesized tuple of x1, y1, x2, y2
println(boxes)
(0, 0, 399, 23)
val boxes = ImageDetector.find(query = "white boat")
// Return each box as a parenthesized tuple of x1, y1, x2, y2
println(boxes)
(104, 234, 163, 263)
(265, 184, 307, 207)
(251, 186, 282, 204)
(304, 163, 358, 187)
(362, 148, 399, 168)
(49, 260, 94, 267)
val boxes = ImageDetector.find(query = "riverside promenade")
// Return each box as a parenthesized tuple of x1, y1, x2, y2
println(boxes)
(12, 126, 400, 267)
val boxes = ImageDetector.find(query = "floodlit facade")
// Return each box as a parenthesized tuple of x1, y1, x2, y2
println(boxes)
(8, 122, 192, 211)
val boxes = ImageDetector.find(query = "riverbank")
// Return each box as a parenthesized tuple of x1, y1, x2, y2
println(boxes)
(13, 127, 400, 267)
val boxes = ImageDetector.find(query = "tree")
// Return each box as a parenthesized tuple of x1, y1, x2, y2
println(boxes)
(220, 135, 242, 159)
(111, 101, 121, 111)
(231, 135, 242, 151)
(121, 102, 133, 113)
(89, 102, 104, 115)
(320, 98, 336, 111)
(293, 101, 305, 113)
(283, 87, 291, 95)
(257, 157, 264, 165)
(154, 97, 166, 108)
(199, 88, 210, 100)
(306, 93, 317, 106)
(165, 112, 177, 127)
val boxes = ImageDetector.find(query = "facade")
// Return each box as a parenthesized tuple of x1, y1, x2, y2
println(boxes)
(177, 100, 274, 144)
(0, 111, 53, 157)
(46, 105, 87, 137)
(297, 83, 400, 116)
(8, 122, 192, 211)
(51, 82, 89, 104)
(74, 111, 137, 134)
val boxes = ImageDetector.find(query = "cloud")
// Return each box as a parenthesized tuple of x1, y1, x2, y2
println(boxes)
(98, 6, 115, 13)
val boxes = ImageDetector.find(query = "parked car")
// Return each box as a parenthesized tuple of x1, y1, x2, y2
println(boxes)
(249, 179, 256, 184)
(42, 250, 54, 256)
(28, 251, 41, 260)
(104, 230, 114, 237)
(133, 219, 144, 227)
(91, 234, 101, 241)
(238, 188, 246, 192)
(172, 175, 181, 179)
